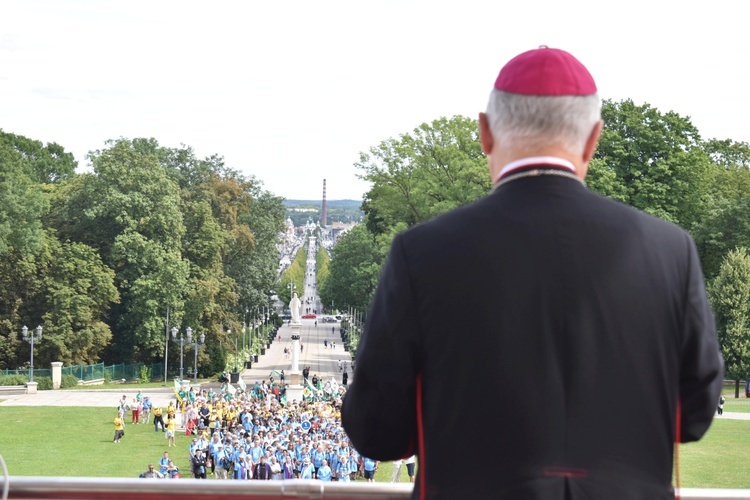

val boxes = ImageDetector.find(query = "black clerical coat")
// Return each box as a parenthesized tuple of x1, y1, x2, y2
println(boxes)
(342, 170, 723, 500)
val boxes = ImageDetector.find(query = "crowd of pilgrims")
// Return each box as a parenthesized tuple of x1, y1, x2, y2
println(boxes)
(173, 382, 376, 480)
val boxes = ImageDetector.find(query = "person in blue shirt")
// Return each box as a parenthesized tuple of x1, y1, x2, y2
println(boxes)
(363, 456, 379, 482)
(250, 439, 264, 463)
(300, 457, 314, 479)
(296, 444, 311, 465)
(337, 441, 351, 459)
(158, 451, 170, 475)
(241, 412, 252, 433)
(213, 444, 228, 479)
(317, 459, 332, 481)
(336, 455, 353, 482)
(312, 445, 327, 477)
(141, 396, 152, 424)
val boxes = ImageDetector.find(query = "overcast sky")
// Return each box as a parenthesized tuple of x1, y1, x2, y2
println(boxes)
(1, 1, 748, 200)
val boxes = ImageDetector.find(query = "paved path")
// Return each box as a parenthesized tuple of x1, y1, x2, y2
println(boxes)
(239, 235, 352, 389)
(239, 317, 352, 388)
(0, 386, 176, 408)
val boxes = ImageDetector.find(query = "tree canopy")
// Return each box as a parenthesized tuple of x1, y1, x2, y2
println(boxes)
(332, 101, 750, 329)
(708, 247, 750, 394)
(319, 225, 386, 314)
(0, 134, 284, 376)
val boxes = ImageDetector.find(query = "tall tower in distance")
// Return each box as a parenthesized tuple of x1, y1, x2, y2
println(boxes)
(321, 179, 328, 227)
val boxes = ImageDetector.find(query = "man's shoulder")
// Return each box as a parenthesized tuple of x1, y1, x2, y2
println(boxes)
(398, 187, 691, 247)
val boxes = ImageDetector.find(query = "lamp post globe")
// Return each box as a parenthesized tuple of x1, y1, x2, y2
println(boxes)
(21, 325, 43, 382)
(171, 327, 187, 381)
(190, 330, 205, 384)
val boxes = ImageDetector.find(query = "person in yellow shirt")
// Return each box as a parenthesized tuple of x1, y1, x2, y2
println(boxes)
(225, 406, 237, 427)
(165, 415, 177, 447)
(113, 413, 124, 443)
(153, 406, 165, 432)
(166, 401, 176, 421)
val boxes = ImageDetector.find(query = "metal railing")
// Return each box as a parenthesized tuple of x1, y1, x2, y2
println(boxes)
(0, 477, 412, 499)
(60, 362, 180, 382)
(1, 368, 51, 379)
(0, 477, 748, 500)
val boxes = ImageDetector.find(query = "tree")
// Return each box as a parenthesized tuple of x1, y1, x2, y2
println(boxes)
(708, 247, 750, 397)
(0, 130, 284, 372)
(278, 246, 307, 306)
(691, 139, 750, 280)
(588, 99, 711, 228)
(316, 246, 331, 308)
(0, 138, 49, 256)
(34, 238, 119, 365)
(0, 249, 41, 368)
(54, 138, 190, 363)
(357, 115, 490, 236)
(228, 183, 285, 319)
(319, 225, 385, 313)
(0, 130, 77, 184)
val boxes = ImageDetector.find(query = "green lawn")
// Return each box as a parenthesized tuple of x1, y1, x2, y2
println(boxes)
(0, 407, 408, 482)
(0, 407, 180, 477)
(723, 404, 750, 413)
(0, 406, 744, 487)
(678, 419, 750, 488)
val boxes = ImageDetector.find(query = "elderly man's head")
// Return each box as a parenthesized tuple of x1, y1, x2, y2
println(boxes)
(479, 46, 603, 180)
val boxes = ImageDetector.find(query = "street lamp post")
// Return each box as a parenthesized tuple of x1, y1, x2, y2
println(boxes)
(171, 326, 192, 381)
(21, 325, 42, 382)
(189, 329, 205, 384)
(264, 308, 269, 340)
(230, 328, 237, 372)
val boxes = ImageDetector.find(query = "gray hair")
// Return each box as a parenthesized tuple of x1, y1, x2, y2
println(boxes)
(485, 90, 601, 155)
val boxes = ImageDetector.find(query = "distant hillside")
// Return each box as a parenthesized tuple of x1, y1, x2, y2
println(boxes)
(283, 199, 363, 225)
(283, 199, 361, 209)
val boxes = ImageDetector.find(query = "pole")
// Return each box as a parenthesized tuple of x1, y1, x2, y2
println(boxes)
(179, 338, 184, 381)
(29, 335, 34, 383)
(164, 307, 169, 386)
(193, 342, 198, 383)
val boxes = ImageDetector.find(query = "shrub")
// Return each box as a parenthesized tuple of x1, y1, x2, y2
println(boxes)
(104, 370, 112, 384)
(139, 365, 152, 384)
(36, 377, 53, 390)
(206, 343, 227, 377)
(61, 374, 79, 389)
(0, 374, 28, 386)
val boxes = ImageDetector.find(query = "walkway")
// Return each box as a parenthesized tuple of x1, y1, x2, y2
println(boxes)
(240, 318, 352, 388)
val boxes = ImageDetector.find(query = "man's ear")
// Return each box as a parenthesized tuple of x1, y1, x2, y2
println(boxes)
(582, 120, 603, 164)
(478, 113, 494, 155)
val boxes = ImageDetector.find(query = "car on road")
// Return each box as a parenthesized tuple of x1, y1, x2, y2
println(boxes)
(302, 313, 317, 319)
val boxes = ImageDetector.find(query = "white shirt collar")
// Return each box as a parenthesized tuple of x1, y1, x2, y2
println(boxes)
(495, 156, 576, 185)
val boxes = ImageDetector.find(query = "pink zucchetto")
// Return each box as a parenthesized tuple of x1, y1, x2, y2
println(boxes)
(494, 46, 597, 96)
